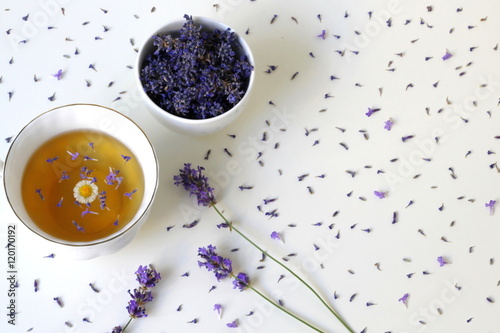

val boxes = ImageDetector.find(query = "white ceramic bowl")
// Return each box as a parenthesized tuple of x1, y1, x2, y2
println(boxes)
(135, 16, 255, 136)
(2, 104, 158, 260)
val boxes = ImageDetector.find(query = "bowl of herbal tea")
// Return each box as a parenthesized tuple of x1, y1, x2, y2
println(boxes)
(136, 14, 255, 135)
(2, 104, 158, 259)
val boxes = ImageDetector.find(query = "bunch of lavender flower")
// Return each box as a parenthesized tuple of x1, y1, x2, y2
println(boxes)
(140, 14, 253, 120)
(198, 245, 326, 332)
(111, 265, 161, 333)
(174, 163, 354, 332)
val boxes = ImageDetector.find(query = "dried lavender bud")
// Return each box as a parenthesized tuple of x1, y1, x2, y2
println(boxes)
(140, 15, 253, 120)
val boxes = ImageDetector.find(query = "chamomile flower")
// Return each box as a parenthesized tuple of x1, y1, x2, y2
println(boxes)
(73, 179, 98, 204)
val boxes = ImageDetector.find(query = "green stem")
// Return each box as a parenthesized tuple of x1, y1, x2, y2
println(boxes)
(212, 204, 355, 333)
(241, 278, 326, 332)
(121, 317, 133, 332)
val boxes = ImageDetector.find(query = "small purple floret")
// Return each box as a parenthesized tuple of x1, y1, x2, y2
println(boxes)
(198, 245, 233, 281)
(232, 272, 250, 292)
(174, 163, 216, 207)
(135, 265, 161, 288)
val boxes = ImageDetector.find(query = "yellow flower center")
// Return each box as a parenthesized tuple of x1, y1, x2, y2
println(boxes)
(79, 184, 93, 198)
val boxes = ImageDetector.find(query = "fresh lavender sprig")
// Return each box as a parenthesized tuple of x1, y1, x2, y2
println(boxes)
(111, 265, 161, 333)
(198, 246, 325, 332)
(175, 164, 354, 333)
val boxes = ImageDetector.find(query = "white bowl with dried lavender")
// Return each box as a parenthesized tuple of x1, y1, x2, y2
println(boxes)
(136, 15, 255, 136)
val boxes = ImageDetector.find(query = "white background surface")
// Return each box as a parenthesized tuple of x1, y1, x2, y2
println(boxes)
(1, 0, 500, 332)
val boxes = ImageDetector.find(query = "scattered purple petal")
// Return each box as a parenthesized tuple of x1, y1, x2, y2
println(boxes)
(270, 231, 283, 242)
(401, 135, 414, 142)
(384, 118, 394, 130)
(485, 200, 496, 215)
(214, 304, 222, 318)
(59, 171, 70, 182)
(72, 221, 85, 232)
(81, 208, 98, 218)
(399, 293, 409, 307)
(67, 150, 79, 160)
(317, 30, 327, 39)
(124, 189, 137, 199)
(89, 283, 100, 293)
(83, 155, 98, 161)
(442, 51, 452, 60)
(183, 219, 199, 228)
(54, 297, 63, 307)
(437, 256, 448, 267)
(35, 188, 45, 200)
(366, 107, 380, 117)
(52, 69, 63, 80)
(227, 319, 239, 328)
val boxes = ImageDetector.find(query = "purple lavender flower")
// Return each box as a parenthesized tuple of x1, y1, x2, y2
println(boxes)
(128, 288, 153, 305)
(111, 265, 162, 331)
(126, 299, 147, 318)
(227, 319, 239, 328)
(374, 191, 386, 199)
(174, 163, 216, 207)
(135, 265, 161, 288)
(233, 272, 250, 292)
(198, 245, 233, 281)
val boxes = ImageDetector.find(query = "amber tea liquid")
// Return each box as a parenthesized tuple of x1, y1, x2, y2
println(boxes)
(21, 130, 144, 242)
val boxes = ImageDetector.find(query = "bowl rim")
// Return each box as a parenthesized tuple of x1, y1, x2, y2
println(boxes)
(3, 103, 159, 247)
(135, 16, 255, 126)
